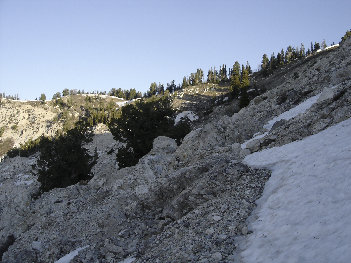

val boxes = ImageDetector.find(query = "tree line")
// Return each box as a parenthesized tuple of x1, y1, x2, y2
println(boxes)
(260, 40, 332, 77)
(0, 93, 19, 100)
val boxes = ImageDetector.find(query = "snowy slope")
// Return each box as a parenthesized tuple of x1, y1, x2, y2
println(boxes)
(239, 118, 351, 263)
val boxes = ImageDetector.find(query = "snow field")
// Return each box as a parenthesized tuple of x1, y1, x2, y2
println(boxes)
(240, 118, 351, 263)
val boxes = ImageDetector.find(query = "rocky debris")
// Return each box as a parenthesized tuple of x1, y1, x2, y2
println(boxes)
(135, 160, 270, 263)
(172, 84, 232, 120)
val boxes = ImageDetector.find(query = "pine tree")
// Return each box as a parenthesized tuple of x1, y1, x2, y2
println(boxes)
(39, 93, 46, 102)
(245, 61, 252, 74)
(213, 67, 218, 83)
(280, 49, 285, 65)
(129, 88, 137, 100)
(269, 53, 276, 72)
(341, 29, 351, 43)
(241, 66, 250, 88)
(261, 54, 269, 71)
(148, 82, 158, 97)
(207, 68, 213, 83)
(230, 61, 241, 97)
(116, 88, 125, 99)
(300, 43, 305, 58)
(239, 87, 250, 108)
(108, 96, 190, 168)
(36, 127, 96, 193)
(314, 42, 320, 52)
(52, 92, 61, 100)
(219, 64, 227, 83)
(62, 89, 69, 97)
(182, 77, 189, 88)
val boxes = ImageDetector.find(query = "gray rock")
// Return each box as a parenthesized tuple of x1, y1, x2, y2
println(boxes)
(241, 226, 248, 235)
(31, 241, 42, 251)
(212, 252, 223, 261)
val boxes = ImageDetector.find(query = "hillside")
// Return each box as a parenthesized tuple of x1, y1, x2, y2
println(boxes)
(0, 36, 350, 262)
(0, 95, 129, 155)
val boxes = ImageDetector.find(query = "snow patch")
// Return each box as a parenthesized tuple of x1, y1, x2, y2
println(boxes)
(54, 245, 89, 263)
(325, 44, 339, 50)
(240, 118, 351, 263)
(241, 93, 321, 149)
(175, 111, 198, 125)
(116, 101, 128, 107)
(264, 93, 321, 130)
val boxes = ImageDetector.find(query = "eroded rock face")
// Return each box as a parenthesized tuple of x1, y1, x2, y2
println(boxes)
(0, 39, 351, 262)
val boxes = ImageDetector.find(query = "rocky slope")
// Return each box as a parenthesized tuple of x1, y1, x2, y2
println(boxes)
(0, 95, 126, 154)
(0, 100, 60, 148)
(0, 37, 350, 262)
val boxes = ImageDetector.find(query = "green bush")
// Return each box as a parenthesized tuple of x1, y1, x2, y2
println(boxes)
(0, 138, 15, 156)
(0, 127, 5, 137)
(341, 29, 351, 43)
(108, 95, 190, 168)
(36, 127, 96, 193)
(239, 87, 250, 108)
(7, 137, 42, 158)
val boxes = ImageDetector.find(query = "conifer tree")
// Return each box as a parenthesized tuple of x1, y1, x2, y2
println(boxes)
(116, 88, 125, 99)
(213, 67, 218, 83)
(230, 61, 241, 97)
(269, 53, 276, 72)
(148, 82, 158, 97)
(219, 64, 227, 83)
(108, 96, 190, 168)
(62, 89, 69, 97)
(341, 29, 351, 43)
(280, 49, 285, 65)
(314, 42, 320, 52)
(300, 43, 305, 58)
(52, 92, 61, 100)
(39, 93, 46, 102)
(36, 127, 96, 193)
(261, 54, 269, 71)
(241, 66, 250, 88)
(245, 61, 252, 74)
(207, 68, 213, 83)
(182, 77, 189, 88)
(129, 88, 137, 100)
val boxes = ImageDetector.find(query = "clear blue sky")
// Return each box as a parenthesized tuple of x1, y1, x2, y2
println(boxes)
(0, 0, 350, 100)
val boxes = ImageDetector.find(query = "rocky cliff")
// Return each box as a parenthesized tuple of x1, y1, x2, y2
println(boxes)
(0, 37, 350, 262)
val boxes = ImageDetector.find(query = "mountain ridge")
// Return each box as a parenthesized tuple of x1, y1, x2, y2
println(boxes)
(0, 36, 350, 262)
